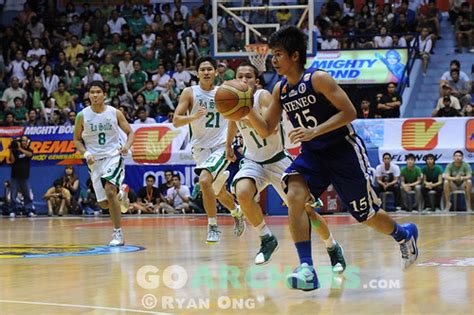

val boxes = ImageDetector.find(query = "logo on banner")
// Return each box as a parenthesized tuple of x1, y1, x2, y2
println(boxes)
(132, 126, 180, 164)
(402, 119, 444, 150)
(465, 120, 474, 152)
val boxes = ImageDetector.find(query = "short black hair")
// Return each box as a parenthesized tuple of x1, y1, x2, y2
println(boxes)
(136, 106, 146, 113)
(236, 62, 259, 79)
(268, 25, 307, 69)
(450, 60, 460, 69)
(146, 174, 156, 182)
(89, 80, 105, 92)
(165, 169, 174, 175)
(196, 56, 217, 70)
(53, 179, 63, 188)
(172, 173, 181, 180)
(383, 152, 392, 159)
(454, 150, 463, 156)
(424, 153, 435, 161)
(406, 153, 415, 161)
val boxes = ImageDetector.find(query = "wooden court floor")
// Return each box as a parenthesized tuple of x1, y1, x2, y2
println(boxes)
(0, 213, 473, 314)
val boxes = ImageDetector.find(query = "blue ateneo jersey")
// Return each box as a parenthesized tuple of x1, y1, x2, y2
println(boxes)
(279, 69, 355, 150)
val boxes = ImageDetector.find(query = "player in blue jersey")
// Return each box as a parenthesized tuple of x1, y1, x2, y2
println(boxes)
(245, 25, 419, 291)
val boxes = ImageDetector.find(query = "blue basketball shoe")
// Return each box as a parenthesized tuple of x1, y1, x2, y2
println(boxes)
(399, 223, 419, 269)
(286, 263, 320, 291)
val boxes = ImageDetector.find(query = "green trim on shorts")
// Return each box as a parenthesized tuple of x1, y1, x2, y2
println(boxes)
(257, 151, 290, 165)
(206, 153, 227, 173)
(103, 157, 124, 185)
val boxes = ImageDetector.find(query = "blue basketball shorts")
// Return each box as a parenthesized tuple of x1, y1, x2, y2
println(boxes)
(283, 134, 381, 222)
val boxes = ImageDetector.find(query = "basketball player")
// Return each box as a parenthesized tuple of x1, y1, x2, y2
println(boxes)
(226, 63, 346, 271)
(245, 26, 419, 291)
(173, 56, 245, 243)
(73, 81, 134, 246)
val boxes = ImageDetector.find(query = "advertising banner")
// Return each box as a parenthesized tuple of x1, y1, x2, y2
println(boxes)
(307, 49, 408, 84)
(1, 118, 471, 167)
(0, 124, 193, 166)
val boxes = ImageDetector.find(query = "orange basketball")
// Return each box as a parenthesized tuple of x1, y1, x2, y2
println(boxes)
(215, 80, 253, 121)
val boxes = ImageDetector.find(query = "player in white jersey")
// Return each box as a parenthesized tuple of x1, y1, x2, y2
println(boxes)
(73, 81, 135, 246)
(173, 56, 245, 244)
(226, 63, 346, 270)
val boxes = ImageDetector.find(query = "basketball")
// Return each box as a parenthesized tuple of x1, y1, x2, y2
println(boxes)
(215, 79, 253, 121)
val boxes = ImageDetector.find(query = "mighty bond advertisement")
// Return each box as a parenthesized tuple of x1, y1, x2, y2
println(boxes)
(307, 49, 408, 84)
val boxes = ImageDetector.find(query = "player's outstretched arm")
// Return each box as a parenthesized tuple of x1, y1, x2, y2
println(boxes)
(172, 87, 205, 128)
(73, 111, 95, 166)
(117, 109, 135, 155)
(225, 120, 238, 162)
(245, 82, 282, 138)
(310, 71, 357, 137)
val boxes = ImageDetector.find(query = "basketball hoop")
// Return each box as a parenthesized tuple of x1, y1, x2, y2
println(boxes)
(245, 44, 270, 73)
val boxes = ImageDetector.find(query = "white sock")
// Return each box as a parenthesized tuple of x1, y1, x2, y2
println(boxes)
(230, 207, 239, 217)
(114, 227, 122, 233)
(208, 217, 217, 226)
(324, 234, 337, 249)
(256, 221, 272, 237)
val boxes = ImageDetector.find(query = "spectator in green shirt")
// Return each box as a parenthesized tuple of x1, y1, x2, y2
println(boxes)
(105, 34, 127, 64)
(400, 153, 422, 211)
(142, 80, 160, 116)
(99, 53, 115, 82)
(444, 150, 472, 211)
(128, 9, 147, 36)
(141, 50, 159, 77)
(214, 61, 234, 86)
(11, 97, 28, 123)
(421, 154, 443, 211)
(127, 60, 148, 94)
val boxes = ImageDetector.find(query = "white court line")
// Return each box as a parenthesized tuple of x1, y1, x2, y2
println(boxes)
(0, 300, 171, 314)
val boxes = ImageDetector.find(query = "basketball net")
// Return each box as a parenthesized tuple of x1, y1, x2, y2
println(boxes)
(245, 44, 270, 73)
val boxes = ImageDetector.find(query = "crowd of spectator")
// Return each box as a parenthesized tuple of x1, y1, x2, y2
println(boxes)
(374, 151, 472, 212)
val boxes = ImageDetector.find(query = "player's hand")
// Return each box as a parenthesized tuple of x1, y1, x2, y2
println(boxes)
(86, 155, 95, 165)
(193, 106, 206, 120)
(119, 147, 129, 156)
(225, 146, 236, 162)
(288, 127, 317, 144)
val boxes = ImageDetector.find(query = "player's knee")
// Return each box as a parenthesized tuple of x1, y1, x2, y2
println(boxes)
(235, 185, 255, 205)
(98, 200, 109, 209)
(104, 184, 118, 200)
(199, 172, 213, 190)
(286, 188, 305, 207)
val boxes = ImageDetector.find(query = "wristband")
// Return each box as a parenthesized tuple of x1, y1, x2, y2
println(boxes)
(84, 151, 92, 160)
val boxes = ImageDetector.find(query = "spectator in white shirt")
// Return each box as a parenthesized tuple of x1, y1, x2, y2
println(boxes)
(1, 76, 27, 109)
(171, 0, 190, 19)
(119, 51, 134, 76)
(373, 26, 393, 48)
(410, 27, 432, 76)
(107, 10, 127, 35)
(160, 174, 191, 214)
(172, 61, 191, 90)
(375, 152, 402, 210)
(81, 64, 103, 87)
(152, 65, 171, 93)
(321, 29, 340, 50)
(141, 25, 156, 49)
(26, 16, 45, 39)
(144, 5, 155, 25)
(439, 59, 470, 95)
(26, 38, 46, 67)
(392, 34, 407, 48)
(134, 107, 156, 124)
(6, 50, 29, 83)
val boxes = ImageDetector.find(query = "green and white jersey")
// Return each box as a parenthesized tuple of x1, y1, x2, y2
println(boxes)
(189, 85, 227, 149)
(81, 105, 123, 159)
(237, 89, 285, 163)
